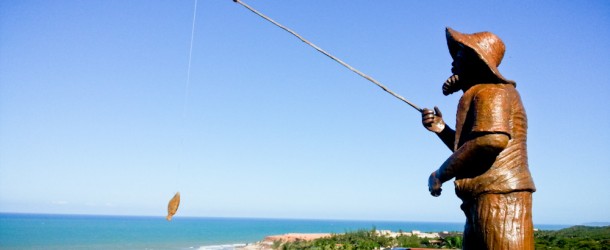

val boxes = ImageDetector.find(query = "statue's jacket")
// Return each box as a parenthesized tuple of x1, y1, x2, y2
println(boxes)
(453, 83, 536, 200)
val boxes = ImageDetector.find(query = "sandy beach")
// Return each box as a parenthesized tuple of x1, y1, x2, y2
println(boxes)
(233, 230, 448, 250)
(236, 233, 332, 250)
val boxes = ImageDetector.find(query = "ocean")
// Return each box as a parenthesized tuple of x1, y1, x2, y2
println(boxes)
(0, 213, 569, 249)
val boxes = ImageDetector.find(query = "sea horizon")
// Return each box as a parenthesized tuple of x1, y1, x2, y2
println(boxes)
(0, 212, 573, 250)
(0, 211, 582, 225)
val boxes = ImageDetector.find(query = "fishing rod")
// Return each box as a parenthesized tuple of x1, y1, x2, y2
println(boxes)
(232, 0, 423, 113)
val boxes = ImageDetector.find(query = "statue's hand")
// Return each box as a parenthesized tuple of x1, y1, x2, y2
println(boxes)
(428, 170, 442, 197)
(422, 106, 445, 134)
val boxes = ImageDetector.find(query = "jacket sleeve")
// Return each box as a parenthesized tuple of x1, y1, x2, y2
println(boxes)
(471, 87, 511, 137)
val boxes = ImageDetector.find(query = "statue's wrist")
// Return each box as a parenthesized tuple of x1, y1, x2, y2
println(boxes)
(435, 169, 443, 182)
(437, 124, 451, 137)
(436, 123, 446, 134)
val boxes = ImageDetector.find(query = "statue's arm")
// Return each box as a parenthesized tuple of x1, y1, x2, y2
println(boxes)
(437, 86, 513, 181)
(428, 86, 513, 197)
(436, 126, 456, 151)
(428, 132, 508, 197)
(436, 132, 508, 183)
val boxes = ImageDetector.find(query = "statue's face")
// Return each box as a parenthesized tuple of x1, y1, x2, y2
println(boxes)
(443, 44, 490, 95)
(451, 45, 481, 77)
(451, 44, 494, 85)
(451, 50, 465, 75)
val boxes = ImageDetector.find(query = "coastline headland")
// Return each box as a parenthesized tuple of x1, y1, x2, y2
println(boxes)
(208, 230, 456, 250)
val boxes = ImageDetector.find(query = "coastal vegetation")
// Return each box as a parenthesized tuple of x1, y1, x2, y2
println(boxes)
(274, 226, 610, 250)
(534, 225, 610, 249)
(276, 227, 461, 250)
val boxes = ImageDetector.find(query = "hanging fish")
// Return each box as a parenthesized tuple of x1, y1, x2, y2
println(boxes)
(166, 192, 181, 221)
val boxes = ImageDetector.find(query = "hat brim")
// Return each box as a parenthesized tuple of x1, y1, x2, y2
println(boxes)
(445, 27, 511, 84)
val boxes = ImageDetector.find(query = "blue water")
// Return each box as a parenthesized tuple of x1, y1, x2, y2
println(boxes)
(0, 213, 570, 249)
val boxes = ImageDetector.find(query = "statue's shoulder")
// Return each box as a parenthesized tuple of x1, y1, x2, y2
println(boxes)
(470, 83, 516, 99)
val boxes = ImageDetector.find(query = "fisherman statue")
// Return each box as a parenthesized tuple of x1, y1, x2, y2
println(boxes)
(423, 28, 536, 249)
(230, 4, 537, 247)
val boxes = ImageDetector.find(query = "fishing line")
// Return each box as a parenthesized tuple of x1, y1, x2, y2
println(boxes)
(183, 0, 198, 119)
(168, 0, 198, 221)
(179, 0, 199, 171)
(232, 0, 423, 112)
(177, 0, 198, 182)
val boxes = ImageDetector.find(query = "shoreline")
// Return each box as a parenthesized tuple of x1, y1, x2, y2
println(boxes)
(198, 230, 459, 250)
(197, 233, 334, 250)
(200, 224, 575, 250)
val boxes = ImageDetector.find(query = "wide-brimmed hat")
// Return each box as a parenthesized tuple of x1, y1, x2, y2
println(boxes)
(446, 27, 512, 84)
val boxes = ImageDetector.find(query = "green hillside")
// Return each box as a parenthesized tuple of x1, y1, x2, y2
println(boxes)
(534, 225, 610, 249)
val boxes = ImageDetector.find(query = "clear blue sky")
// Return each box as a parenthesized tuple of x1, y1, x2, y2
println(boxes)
(1, 0, 609, 225)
